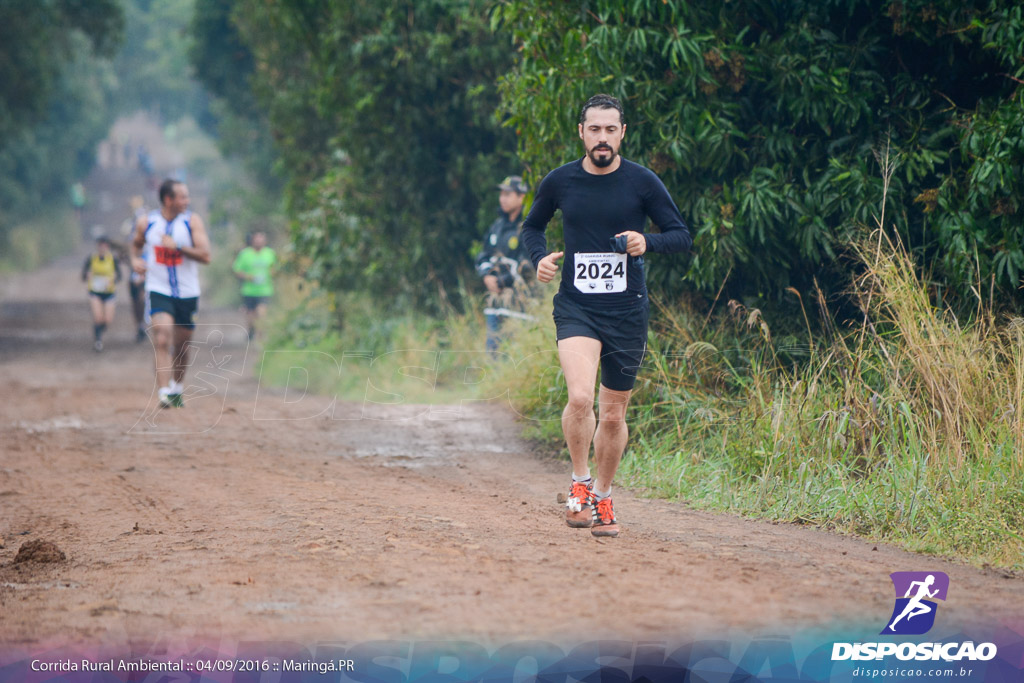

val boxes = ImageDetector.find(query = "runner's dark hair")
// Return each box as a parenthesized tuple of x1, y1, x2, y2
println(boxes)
(579, 93, 625, 125)
(158, 178, 181, 205)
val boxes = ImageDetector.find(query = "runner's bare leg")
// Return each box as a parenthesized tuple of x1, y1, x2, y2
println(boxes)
(558, 337, 602, 478)
(132, 290, 145, 330)
(255, 302, 267, 336)
(104, 299, 116, 326)
(150, 311, 175, 389)
(593, 384, 632, 493)
(172, 324, 195, 385)
(89, 296, 104, 327)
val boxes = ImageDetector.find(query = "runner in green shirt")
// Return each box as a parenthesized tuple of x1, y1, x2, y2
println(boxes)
(232, 231, 276, 341)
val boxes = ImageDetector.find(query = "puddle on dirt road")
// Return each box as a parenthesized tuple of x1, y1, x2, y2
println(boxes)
(0, 329, 70, 342)
(334, 442, 511, 468)
(1, 581, 82, 590)
(15, 415, 85, 433)
(244, 602, 302, 619)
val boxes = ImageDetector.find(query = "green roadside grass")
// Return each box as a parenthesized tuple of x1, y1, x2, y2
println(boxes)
(257, 284, 505, 405)
(0, 208, 79, 273)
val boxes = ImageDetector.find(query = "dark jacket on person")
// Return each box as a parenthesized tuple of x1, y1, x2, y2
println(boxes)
(475, 209, 527, 288)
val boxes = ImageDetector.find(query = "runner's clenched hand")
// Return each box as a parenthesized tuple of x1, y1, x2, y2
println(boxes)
(614, 231, 647, 256)
(536, 251, 564, 283)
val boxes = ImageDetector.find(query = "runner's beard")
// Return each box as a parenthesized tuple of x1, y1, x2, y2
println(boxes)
(588, 145, 616, 168)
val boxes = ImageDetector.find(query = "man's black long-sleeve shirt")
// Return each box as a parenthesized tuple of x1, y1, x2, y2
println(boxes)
(521, 157, 691, 309)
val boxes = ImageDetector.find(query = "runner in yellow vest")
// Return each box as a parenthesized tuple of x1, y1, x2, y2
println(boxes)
(81, 235, 122, 352)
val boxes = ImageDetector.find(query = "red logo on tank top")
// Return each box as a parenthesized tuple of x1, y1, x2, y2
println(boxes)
(154, 246, 184, 266)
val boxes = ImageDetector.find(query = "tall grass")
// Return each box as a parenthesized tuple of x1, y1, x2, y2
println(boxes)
(258, 281, 513, 404)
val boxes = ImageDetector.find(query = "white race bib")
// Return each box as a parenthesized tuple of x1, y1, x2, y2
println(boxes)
(573, 252, 627, 294)
(91, 275, 112, 292)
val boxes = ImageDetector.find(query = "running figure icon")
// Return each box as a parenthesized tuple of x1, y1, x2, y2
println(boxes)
(888, 574, 939, 631)
(881, 571, 949, 635)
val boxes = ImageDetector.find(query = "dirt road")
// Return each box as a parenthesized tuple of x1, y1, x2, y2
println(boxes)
(1, 137, 1023, 661)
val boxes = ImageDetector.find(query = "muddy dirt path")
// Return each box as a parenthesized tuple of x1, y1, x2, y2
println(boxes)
(1, 138, 1022, 655)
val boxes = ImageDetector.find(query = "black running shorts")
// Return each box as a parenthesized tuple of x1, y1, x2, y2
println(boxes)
(149, 291, 198, 329)
(242, 295, 269, 311)
(552, 291, 649, 392)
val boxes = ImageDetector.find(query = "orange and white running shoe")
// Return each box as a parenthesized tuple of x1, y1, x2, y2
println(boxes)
(565, 480, 594, 528)
(590, 496, 619, 537)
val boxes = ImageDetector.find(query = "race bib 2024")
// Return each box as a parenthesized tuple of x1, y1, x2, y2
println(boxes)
(573, 252, 627, 294)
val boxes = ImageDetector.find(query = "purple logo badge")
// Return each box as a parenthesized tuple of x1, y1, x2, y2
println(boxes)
(881, 572, 949, 635)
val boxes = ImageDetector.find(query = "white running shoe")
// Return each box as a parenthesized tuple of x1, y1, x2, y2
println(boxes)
(158, 386, 174, 408)
(170, 380, 185, 406)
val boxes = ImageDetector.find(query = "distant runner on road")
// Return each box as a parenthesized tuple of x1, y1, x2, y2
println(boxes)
(521, 93, 692, 538)
(131, 179, 212, 408)
(71, 181, 86, 228)
(233, 230, 276, 342)
(81, 235, 122, 352)
(124, 195, 149, 342)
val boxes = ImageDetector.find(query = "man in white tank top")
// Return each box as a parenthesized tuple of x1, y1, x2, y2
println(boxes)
(130, 179, 212, 408)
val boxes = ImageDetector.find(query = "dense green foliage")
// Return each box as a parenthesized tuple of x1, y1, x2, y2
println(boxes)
(192, 0, 517, 310)
(0, 0, 233, 266)
(0, 0, 123, 256)
(195, 0, 1024, 310)
(0, 37, 117, 212)
(496, 0, 1024, 306)
(0, 0, 122, 143)
(113, 0, 209, 124)
(189, 0, 277, 187)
